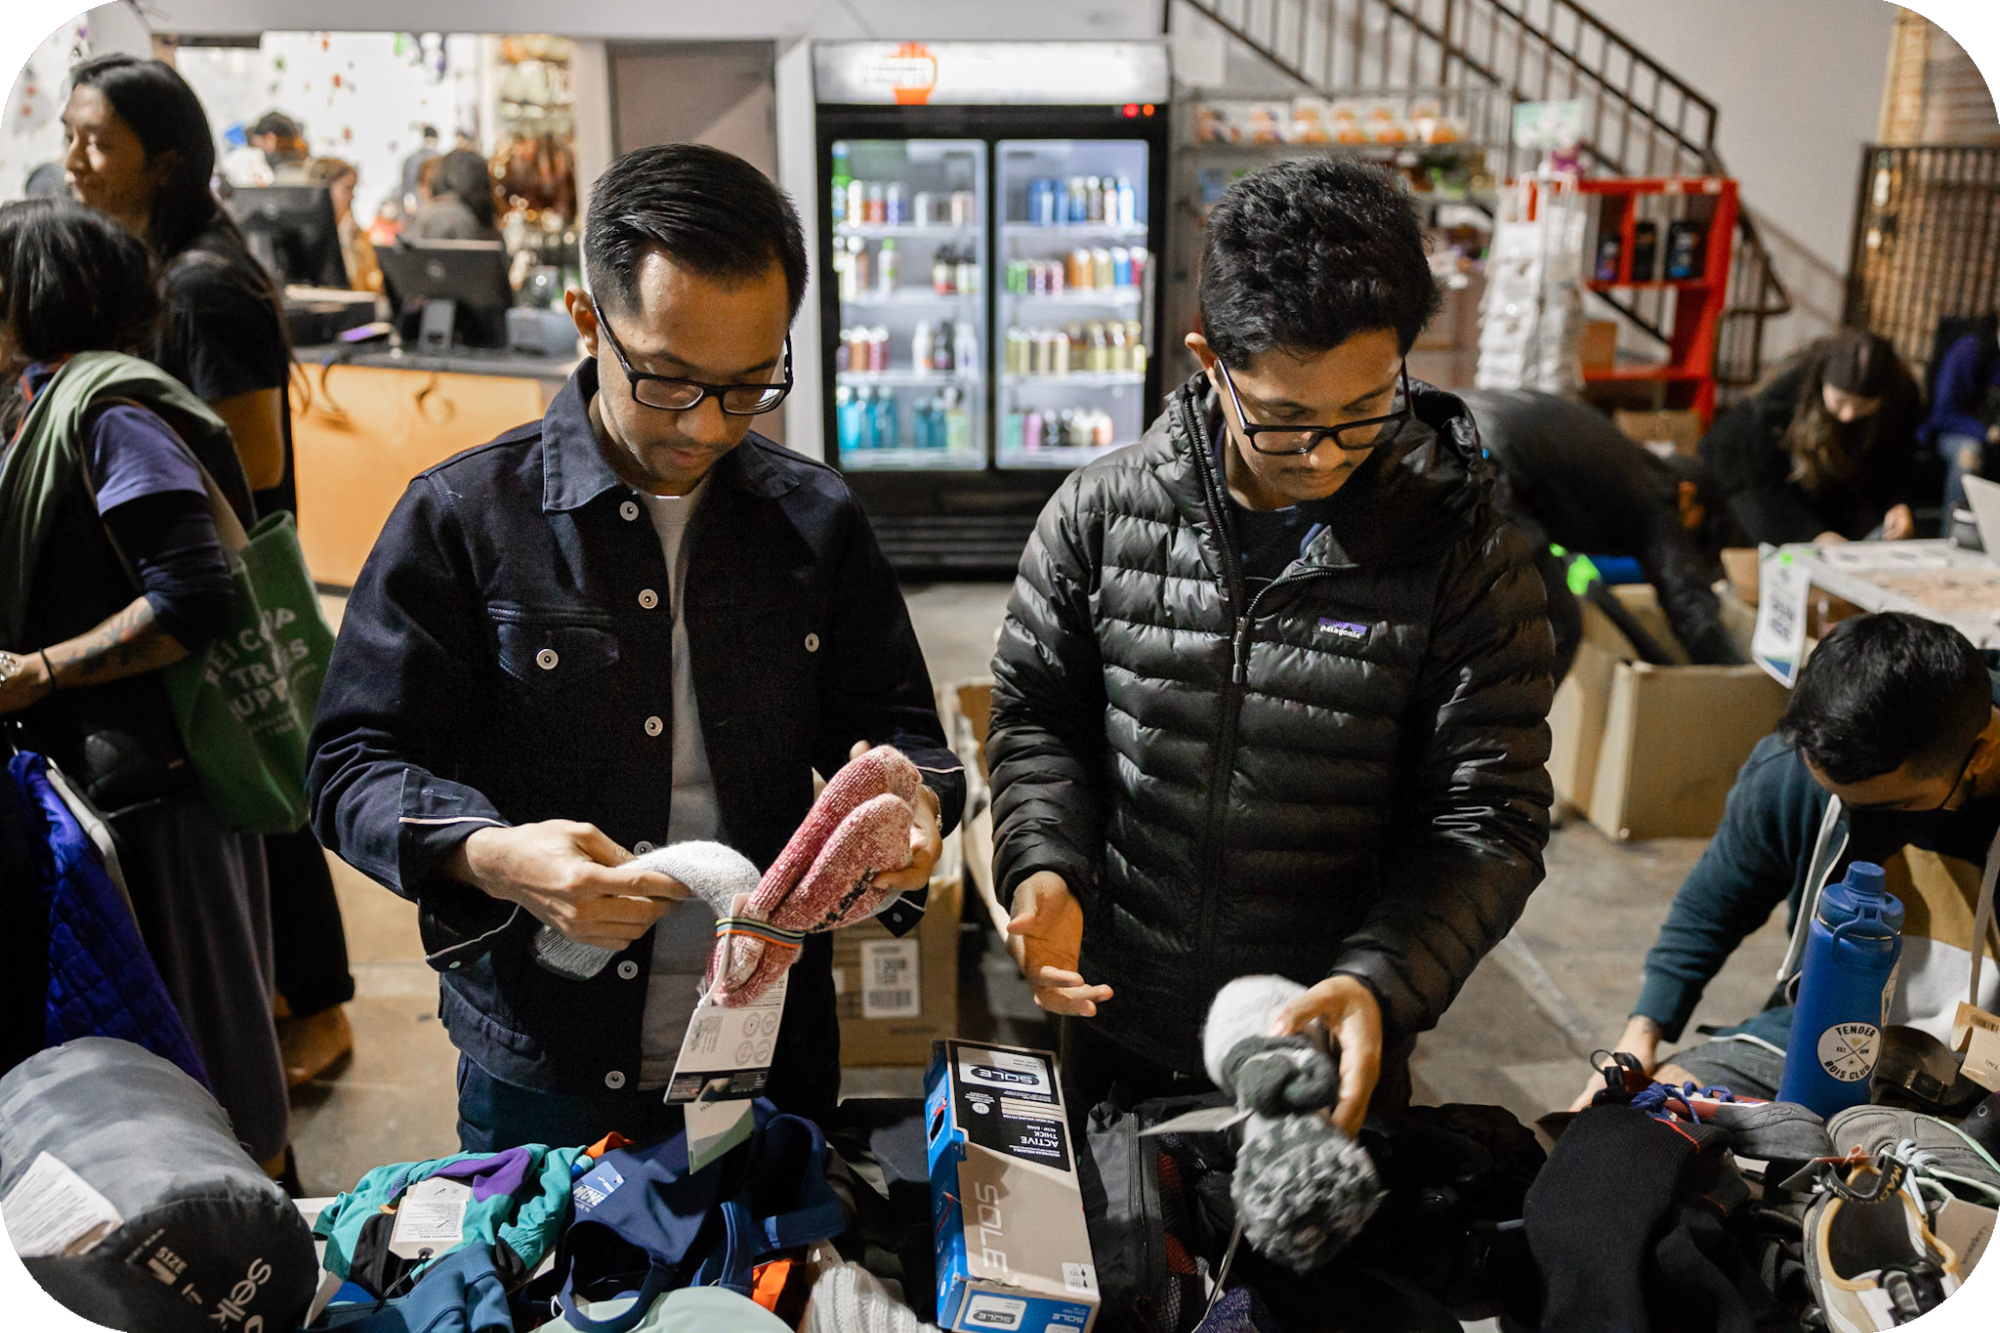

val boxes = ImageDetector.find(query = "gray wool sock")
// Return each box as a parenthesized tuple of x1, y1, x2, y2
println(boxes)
(1201, 973, 1386, 1272)
(532, 841, 762, 980)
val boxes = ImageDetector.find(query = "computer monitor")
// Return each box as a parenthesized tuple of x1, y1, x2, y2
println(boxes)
(376, 240, 514, 351)
(223, 185, 348, 289)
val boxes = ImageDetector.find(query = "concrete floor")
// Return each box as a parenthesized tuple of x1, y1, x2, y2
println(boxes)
(291, 581, 1791, 1195)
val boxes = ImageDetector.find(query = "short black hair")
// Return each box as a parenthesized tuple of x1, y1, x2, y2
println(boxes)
(252, 111, 299, 140)
(0, 197, 158, 362)
(1778, 612, 1991, 784)
(584, 143, 807, 321)
(1199, 157, 1441, 365)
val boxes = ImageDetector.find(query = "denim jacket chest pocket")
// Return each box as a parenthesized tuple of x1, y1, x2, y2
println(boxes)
(489, 603, 622, 694)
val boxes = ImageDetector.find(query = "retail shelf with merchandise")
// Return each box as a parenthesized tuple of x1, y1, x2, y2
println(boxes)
(834, 224, 977, 241)
(1002, 371, 1145, 388)
(838, 369, 980, 387)
(997, 443, 1128, 470)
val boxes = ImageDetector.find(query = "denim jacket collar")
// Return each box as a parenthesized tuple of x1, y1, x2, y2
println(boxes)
(542, 358, 800, 514)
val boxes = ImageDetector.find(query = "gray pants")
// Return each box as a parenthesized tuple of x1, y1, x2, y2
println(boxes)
(111, 792, 288, 1164)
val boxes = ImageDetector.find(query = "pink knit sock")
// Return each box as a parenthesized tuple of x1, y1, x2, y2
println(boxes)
(707, 747, 924, 1006)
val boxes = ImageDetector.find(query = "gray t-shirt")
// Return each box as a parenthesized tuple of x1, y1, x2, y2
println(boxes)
(636, 477, 726, 1088)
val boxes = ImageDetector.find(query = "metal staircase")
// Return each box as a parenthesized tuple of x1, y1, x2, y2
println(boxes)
(1175, 0, 1793, 393)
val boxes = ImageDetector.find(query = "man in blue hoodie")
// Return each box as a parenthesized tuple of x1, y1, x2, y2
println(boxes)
(1574, 612, 2000, 1107)
(1923, 327, 2000, 513)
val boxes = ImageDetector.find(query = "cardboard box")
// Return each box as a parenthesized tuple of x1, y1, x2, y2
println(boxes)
(1580, 319, 1619, 368)
(1614, 407, 1706, 457)
(925, 1041, 1099, 1333)
(1549, 584, 1788, 840)
(832, 836, 962, 1066)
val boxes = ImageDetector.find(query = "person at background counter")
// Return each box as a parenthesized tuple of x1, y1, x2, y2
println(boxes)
(1698, 330, 1923, 546)
(307, 144, 962, 1151)
(307, 156, 382, 295)
(64, 54, 361, 1096)
(989, 158, 1555, 1135)
(406, 148, 504, 245)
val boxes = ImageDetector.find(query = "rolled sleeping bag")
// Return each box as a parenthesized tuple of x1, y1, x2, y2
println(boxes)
(0, 1037, 318, 1332)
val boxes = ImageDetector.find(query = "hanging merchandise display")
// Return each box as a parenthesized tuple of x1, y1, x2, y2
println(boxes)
(1475, 170, 1587, 395)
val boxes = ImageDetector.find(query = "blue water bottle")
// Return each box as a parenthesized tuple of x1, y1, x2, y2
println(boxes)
(1777, 862, 1904, 1118)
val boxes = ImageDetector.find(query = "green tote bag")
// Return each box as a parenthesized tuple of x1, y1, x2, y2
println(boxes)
(85, 406, 336, 835)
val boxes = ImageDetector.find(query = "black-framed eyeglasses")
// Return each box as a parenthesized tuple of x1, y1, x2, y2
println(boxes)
(592, 298, 793, 415)
(1216, 360, 1413, 456)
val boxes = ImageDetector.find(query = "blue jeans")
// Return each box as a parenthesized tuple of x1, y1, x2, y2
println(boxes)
(1941, 431, 1985, 513)
(456, 1054, 684, 1152)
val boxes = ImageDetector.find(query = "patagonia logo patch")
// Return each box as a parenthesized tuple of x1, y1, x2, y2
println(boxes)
(1317, 619, 1370, 643)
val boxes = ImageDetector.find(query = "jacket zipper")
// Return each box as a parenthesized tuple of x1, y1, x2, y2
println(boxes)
(1182, 388, 1337, 971)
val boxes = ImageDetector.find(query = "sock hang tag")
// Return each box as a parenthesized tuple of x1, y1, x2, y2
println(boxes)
(1952, 1002, 2000, 1093)
(663, 972, 789, 1106)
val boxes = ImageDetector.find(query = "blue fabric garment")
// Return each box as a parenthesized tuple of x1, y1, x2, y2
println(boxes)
(318, 1244, 514, 1332)
(549, 1100, 844, 1333)
(1920, 333, 2000, 448)
(3, 751, 207, 1085)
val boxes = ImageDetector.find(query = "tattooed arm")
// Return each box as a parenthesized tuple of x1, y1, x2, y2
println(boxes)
(0, 596, 190, 715)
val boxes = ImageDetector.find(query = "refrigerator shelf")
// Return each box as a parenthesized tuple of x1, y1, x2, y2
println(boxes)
(1002, 223, 1150, 241)
(841, 447, 987, 472)
(840, 290, 982, 307)
(1003, 371, 1145, 387)
(997, 443, 1131, 470)
(833, 223, 977, 240)
(1007, 289, 1143, 305)
(838, 369, 981, 386)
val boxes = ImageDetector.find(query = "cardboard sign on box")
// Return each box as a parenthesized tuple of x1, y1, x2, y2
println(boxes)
(1548, 584, 1788, 840)
(833, 838, 962, 1067)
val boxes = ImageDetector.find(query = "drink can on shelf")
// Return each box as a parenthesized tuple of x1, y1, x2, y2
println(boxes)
(1085, 176, 1104, 223)
(846, 180, 866, 228)
(884, 183, 905, 226)
(1067, 176, 1087, 223)
(1111, 247, 1131, 287)
(1092, 248, 1113, 290)
(1129, 245, 1148, 289)
(866, 183, 885, 224)
(912, 192, 935, 227)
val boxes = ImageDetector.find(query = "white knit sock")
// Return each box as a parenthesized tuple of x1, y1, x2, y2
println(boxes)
(532, 841, 762, 980)
(804, 1262, 937, 1333)
(1202, 974, 1306, 1087)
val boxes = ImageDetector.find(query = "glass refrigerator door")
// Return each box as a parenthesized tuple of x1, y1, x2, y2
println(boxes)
(829, 139, 987, 471)
(995, 139, 1153, 469)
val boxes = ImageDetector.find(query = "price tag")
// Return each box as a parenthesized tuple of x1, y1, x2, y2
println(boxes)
(1952, 1002, 2000, 1093)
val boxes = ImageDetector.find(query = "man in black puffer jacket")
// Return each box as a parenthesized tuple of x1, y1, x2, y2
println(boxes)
(990, 159, 1555, 1133)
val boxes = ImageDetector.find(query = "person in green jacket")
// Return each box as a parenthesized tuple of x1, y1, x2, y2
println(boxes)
(1573, 612, 2000, 1108)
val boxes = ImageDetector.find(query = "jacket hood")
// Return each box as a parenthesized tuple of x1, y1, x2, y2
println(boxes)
(1138, 370, 1496, 572)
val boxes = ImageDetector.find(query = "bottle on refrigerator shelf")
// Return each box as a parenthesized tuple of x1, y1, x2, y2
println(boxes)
(873, 388, 900, 450)
(1093, 248, 1113, 290)
(949, 191, 973, 228)
(1129, 324, 1149, 377)
(911, 321, 934, 375)
(870, 326, 890, 372)
(1023, 409, 1043, 451)
(1112, 247, 1131, 287)
(932, 251, 954, 295)
(1087, 176, 1105, 223)
(884, 182, 905, 226)
(1087, 322, 1109, 373)
(1107, 319, 1127, 368)
(1130, 245, 1148, 289)
(954, 320, 978, 375)
(1003, 410, 1024, 454)
(956, 254, 978, 296)
(1031, 178, 1055, 225)
(865, 183, 885, 224)
(877, 239, 898, 295)
(830, 145, 852, 221)
(846, 180, 866, 229)
(944, 387, 969, 453)
(911, 394, 935, 451)
(1116, 176, 1136, 228)
(1066, 176, 1087, 223)
(835, 385, 854, 450)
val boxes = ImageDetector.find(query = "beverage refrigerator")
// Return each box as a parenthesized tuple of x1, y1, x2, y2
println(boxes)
(813, 42, 1171, 572)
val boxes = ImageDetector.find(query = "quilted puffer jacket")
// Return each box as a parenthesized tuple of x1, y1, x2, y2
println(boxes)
(989, 372, 1555, 1071)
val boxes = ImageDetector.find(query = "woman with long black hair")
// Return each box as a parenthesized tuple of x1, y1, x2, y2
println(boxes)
(0, 198, 286, 1168)
(1698, 328, 1925, 545)
(406, 147, 504, 244)
(62, 54, 357, 1098)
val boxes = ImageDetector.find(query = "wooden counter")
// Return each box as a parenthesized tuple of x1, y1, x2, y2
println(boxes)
(290, 345, 578, 590)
